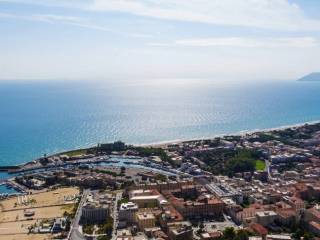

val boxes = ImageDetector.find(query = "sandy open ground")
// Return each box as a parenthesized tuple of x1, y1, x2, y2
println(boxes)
(0, 220, 37, 234)
(0, 187, 79, 211)
(0, 233, 52, 240)
(0, 187, 79, 240)
(0, 205, 69, 222)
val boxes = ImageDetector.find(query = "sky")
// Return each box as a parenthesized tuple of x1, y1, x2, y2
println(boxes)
(1, 0, 320, 82)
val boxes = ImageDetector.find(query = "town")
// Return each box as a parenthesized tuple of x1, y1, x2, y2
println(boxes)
(0, 122, 320, 240)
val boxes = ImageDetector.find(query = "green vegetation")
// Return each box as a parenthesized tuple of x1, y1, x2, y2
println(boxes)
(246, 123, 320, 147)
(171, 187, 197, 201)
(255, 160, 266, 171)
(277, 161, 296, 173)
(225, 150, 257, 176)
(224, 135, 242, 142)
(63, 202, 79, 219)
(269, 125, 320, 146)
(275, 128, 311, 141)
(241, 196, 250, 208)
(83, 224, 94, 235)
(30, 199, 37, 205)
(304, 195, 320, 207)
(196, 148, 235, 175)
(93, 169, 125, 177)
(270, 219, 316, 240)
(220, 227, 251, 240)
(291, 225, 315, 240)
(97, 217, 113, 236)
(117, 197, 129, 206)
(154, 174, 167, 182)
(198, 149, 262, 176)
(97, 236, 111, 240)
(248, 132, 277, 143)
(131, 147, 172, 164)
(144, 202, 158, 208)
(97, 141, 126, 153)
(120, 180, 135, 189)
(62, 149, 88, 157)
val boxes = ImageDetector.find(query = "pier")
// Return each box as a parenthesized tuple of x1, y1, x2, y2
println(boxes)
(0, 165, 20, 172)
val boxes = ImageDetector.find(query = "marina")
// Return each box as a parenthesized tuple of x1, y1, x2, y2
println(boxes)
(0, 182, 23, 196)
(0, 155, 180, 195)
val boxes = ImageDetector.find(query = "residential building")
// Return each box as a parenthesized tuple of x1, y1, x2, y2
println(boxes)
(81, 193, 109, 224)
(167, 221, 193, 240)
(136, 212, 156, 231)
(119, 202, 138, 224)
(255, 211, 278, 227)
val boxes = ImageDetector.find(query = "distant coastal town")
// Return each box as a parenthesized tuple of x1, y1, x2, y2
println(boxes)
(0, 122, 320, 240)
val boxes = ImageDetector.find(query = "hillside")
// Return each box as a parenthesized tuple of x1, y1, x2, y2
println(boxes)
(298, 72, 320, 81)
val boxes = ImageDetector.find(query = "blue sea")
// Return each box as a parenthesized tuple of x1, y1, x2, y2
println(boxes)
(1, 79, 320, 166)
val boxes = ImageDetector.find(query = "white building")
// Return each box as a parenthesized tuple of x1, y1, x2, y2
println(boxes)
(81, 193, 109, 224)
(119, 202, 138, 224)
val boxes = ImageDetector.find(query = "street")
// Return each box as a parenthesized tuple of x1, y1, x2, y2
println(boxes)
(111, 191, 123, 240)
(68, 189, 89, 240)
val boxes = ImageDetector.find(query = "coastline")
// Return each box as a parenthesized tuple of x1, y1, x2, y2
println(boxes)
(2, 80, 320, 169)
(5, 119, 320, 168)
(140, 119, 320, 148)
(1, 119, 319, 194)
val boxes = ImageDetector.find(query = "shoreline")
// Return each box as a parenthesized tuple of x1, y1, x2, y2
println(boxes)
(7, 119, 320, 168)
(139, 119, 320, 147)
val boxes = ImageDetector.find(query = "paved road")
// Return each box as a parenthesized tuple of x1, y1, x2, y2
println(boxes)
(69, 189, 89, 240)
(111, 191, 123, 240)
(265, 160, 272, 180)
(68, 190, 122, 240)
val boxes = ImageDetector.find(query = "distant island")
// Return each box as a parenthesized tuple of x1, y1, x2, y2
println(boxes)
(298, 72, 320, 81)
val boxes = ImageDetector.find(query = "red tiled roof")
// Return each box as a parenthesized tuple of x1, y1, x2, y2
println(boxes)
(277, 208, 296, 218)
(308, 207, 320, 220)
(290, 196, 304, 203)
(209, 231, 223, 238)
(250, 223, 268, 236)
(309, 221, 320, 230)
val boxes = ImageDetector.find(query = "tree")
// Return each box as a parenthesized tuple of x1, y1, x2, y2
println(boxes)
(83, 224, 94, 235)
(291, 225, 315, 240)
(303, 232, 315, 240)
(199, 222, 205, 230)
(226, 150, 256, 176)
(97, 236, 111, 240)
(97, 217, 113, 236)
(235, 229, 249, 240)
(223, 227, 236, 240)
(154, 174, 167, 182)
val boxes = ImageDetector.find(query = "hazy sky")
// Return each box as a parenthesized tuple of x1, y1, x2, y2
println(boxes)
(1, 0, 320, 81)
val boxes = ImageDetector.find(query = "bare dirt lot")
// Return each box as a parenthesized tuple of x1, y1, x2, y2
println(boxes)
(0, 205, 68, 222)
(0, 187, 79, 211)
(0, 233, 52, 240)
(0, 187, 79, 240)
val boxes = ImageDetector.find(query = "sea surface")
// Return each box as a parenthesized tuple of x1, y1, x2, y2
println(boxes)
(1, 79, 320, 166)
